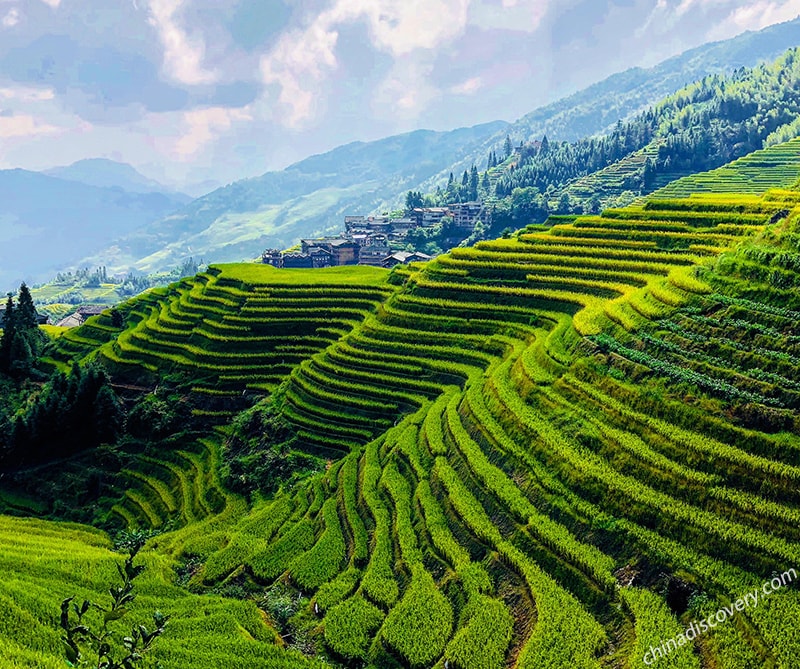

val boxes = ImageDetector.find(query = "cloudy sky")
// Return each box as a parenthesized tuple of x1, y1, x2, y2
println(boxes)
(0, 0, 799, 192)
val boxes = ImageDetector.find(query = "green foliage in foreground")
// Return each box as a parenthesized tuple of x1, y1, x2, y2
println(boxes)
(60, 543, 169, 669)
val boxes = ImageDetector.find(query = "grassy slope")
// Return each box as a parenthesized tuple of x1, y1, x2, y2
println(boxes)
(5, 140, 800, 668)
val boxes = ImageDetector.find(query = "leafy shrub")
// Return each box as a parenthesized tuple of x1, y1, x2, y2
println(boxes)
(221, 396, 319, 497)
(59, 542, 168, 669)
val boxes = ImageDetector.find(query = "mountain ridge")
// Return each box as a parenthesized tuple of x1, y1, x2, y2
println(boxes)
(390, 16, 800, 210)
(78, 121, 509, 274)
(44, 158, 192, 200)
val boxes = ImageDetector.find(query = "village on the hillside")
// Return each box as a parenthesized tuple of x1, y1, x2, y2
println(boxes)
(262, 201, 487, 269)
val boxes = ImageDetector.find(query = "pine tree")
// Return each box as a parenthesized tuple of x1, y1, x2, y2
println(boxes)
(461, 170, 469, 186)
(0, 294, 15, 373)
(481, 171, 490, 192)
(16, 283, 37, 332)
(9, 331, 33, 377)
(93, 384, 123, 445)
(540, 135, 550, 155)
(557, 191, 571, 214)
(504, 135, 513, 158)
(469, 165, 479, 201)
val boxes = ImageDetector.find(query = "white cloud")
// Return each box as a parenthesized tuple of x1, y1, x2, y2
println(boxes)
(0, 86, 55, 102)
(638, 0, 797, 40)
(371, 57, 441, 119)
(450, 76, 483, 95)
(39, 0, 60, 7)
(259, 0, 486, 127)
(260, 19, 339, 128)
(2, 8, 19, 28)
(360, 0, 472, 57)
(173, 106, 252, 159)
(0, 114, 59, 139)
(724, 0, 800, 29)
(702, 0, 800, 40)
(648, 0, 736, 18)
(468, 0, 549, 31)
(147, 0, 217, 85)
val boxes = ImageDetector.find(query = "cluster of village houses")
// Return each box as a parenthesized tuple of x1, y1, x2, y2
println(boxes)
(262, 202, 486, 269)
(3, 203, 488, 331)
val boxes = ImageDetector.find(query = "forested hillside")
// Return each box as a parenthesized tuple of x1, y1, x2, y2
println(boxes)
(495, 48, 800, 199)
(2, 135, 800, 668)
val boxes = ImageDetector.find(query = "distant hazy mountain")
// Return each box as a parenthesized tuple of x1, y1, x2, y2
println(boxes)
(45, 159, 191, 200)
(0, 169, 190, 291)
(82, 17, 800, 276)
(80, 122, 509, 274)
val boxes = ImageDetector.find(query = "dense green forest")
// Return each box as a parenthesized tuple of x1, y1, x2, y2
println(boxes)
(494, 50, 800, 197)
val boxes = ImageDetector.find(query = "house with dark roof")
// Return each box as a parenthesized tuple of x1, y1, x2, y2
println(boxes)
(358, 244, 392, 267)
(301, 238, 359, 266)
(410, 207, 450, 227)
(281, 252, 315, 269)
(382, 251, 432, 268)
(262, 249, 283, 267)
(56, 305, 106, 328)
(449, 202, 485, 229)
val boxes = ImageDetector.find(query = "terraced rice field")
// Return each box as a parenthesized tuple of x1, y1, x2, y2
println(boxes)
(113, 437, 234, 531)
(565, 141, 664, 200)
(653, 136, 800, 198)
(45, 264, 395, 419)
(7, 143, 800, 667)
